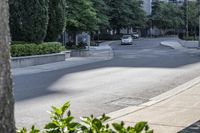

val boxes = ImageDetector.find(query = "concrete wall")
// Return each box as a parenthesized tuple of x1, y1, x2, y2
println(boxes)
(70, 50, 90, 57)
(12, 52, 69, 68)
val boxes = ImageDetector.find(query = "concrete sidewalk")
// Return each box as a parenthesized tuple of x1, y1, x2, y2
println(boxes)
(12, 41, 115, 76)
(160, 41, 185, 50)
(181, 40, 199, 49)
(160, 40, 200, 55)
(107, 76, 200, 133)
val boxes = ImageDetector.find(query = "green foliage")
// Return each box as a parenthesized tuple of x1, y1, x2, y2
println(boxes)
(16, 126, 40, 133)
(94, 34, 122, 41)
(182, 35, 197, 41)
(65, 0, 98, 45)
(45, 0, 66, 42)
(9, 0, 23, 41)
(9, 0, 49, 43)
(129, 0, 147, 28)
(151, 1, 184, 30)
(91, 0, 109, 29)
(65, 42, 86, 49)
(9, 0, 147, 44)
(106, 0, 131, 31)
(44, 102, 79, 133)
(65, 0, 98, 32)
(20, 0, 49, 43)
(11, 42, 65, 57)
(17, 102, 153, 133)
(105, 0, 147, 34)
(187, 1, 198, 36)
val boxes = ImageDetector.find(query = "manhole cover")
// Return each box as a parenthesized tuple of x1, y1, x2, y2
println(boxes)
(107, 97, 146, 106)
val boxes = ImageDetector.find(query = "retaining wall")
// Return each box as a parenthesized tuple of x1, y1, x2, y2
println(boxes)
(12, 51, 70, 68)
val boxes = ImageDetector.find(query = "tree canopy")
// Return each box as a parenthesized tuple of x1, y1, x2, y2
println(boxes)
(9, 0, 49, 43)
(65, 0, 98, 33)
(45, 0, 66, 42)
(187, 1, 198, 30)
(129, 0, 147, 28)
(105, 0, 147, 34)
(91, 0, 110, 30)
(151, 1, 183, 30)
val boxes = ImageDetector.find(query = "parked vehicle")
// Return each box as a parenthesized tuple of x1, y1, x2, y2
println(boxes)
(132, 32, 139, 39)
(121, 35, 133, 45)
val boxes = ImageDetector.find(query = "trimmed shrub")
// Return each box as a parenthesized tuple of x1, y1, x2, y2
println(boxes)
(93, 34, 122, 40)
(17, 102, 153, 133)
(65, 42, 86, 49)
(11, 42, 65, 57)
(45, 0, 66, 42)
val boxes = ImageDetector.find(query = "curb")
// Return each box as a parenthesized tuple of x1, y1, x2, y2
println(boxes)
(179, 40, 199, 49)
(160, 41, 185, 50)
(160, 41, 200, 55)
(106, 75, 200, 121)
(72, 41, 115, 58)
(93, 41, 117, 59)
(160, 42, 175, 49)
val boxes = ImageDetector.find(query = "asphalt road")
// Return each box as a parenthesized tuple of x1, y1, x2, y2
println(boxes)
(14, 37, 200, 128)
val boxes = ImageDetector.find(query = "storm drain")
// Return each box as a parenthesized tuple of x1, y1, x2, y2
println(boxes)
(106, 97, 147, 107)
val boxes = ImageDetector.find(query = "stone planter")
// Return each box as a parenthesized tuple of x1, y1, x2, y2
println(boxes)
(70, 50, 90, 57)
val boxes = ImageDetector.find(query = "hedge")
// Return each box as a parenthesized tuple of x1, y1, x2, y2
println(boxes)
(93, 34, 122, 41)
(11, 42, 65, 57)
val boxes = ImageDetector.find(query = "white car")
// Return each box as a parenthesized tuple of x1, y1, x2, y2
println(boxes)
(132, 32, 139, 39)
(121, 35, 133, 45)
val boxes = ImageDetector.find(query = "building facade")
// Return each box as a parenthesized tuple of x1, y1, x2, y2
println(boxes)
(141, 0, 152, 15)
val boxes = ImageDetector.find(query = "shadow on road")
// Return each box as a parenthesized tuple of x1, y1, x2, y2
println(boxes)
(14, 37, 200, 102)
(178, 120, 200, 133)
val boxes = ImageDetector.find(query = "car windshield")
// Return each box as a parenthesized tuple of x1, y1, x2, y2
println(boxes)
(122, 35, 131, 39)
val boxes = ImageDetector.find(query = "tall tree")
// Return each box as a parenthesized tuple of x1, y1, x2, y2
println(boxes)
(151, 0, 161, 16)
(9, 0, 23, 41)
(0, 0, 16, 132)
(187, 1, 198, 37)
(45, 0, 66, 42)
(105, 0, 146, 34)
(129, 0, 147, 29)
(65, 0, 98, 44)
(91, 0, 109, 30)
(9, 0, 49, 43)
(21, 0, 49, 43)
(107, 0, 132, 34)
(151, 1, 183, 31)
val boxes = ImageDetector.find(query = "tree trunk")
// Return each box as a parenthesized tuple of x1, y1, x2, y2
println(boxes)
(0, 0, 16, 132)
(127, 27, 130, 34)
(75, 33, 78, 46)
(116, 28, 120, 35)
(71, 31, 77, 45)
